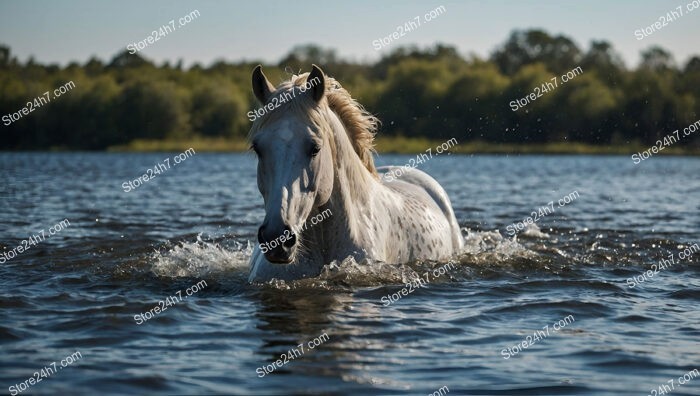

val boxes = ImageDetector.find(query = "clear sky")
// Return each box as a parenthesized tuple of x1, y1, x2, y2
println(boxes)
(1, 0, 698, 68)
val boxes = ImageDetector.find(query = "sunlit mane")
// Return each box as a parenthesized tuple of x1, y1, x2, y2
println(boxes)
(248, 72, 379, 176)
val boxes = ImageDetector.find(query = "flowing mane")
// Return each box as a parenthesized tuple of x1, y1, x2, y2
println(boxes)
(248, 72, 379, 176)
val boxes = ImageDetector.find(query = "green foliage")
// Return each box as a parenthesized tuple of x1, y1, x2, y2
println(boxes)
(190, 80, 248, 138)
(492, 29, 582, 75)
(375, 59, 456, 137)
(0, 30, 698, 150)
(116, 79, 190, 141)
(444, 61, 510, 141)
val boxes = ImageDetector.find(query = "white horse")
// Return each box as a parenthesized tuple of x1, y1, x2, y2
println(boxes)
(247, 65, 463, 282)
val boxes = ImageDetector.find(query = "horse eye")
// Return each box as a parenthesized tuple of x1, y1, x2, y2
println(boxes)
(310, 144, 321, 157)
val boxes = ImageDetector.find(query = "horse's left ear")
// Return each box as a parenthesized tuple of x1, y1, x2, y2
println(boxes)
(307, 64, 326, 102)
(252, 65, 275, 104)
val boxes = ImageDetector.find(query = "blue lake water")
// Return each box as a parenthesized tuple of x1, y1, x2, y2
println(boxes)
(0, 152, 698, 395)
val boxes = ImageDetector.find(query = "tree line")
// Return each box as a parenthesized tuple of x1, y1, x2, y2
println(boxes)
(1, 29, 699, 150)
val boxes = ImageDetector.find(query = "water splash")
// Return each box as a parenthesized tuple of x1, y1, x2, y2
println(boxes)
(318, 256, 419, 285)
(461, 228, 534, 258)
(151, 234, 251, 278)
(519, 223, 551, 239)
(149, 229, 540, 286)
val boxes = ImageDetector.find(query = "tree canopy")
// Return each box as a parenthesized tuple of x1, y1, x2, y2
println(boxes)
(0, 29, 698, 150)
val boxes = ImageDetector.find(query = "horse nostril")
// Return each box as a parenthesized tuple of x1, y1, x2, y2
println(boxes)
(283, 229, 297, 248)
(258, 224, 296, 249)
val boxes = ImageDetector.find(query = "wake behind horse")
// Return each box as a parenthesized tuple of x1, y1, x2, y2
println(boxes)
(247, 65, 463, 282)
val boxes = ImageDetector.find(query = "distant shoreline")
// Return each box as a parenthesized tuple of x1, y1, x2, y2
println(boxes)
(102, 136, 700, 156)
(3, 136, 697, 156)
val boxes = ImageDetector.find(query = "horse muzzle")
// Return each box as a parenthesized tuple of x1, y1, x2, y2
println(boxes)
(258, 224, 298, 264)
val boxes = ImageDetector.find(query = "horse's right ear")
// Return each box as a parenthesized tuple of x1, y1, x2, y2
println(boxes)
(252, 65, 275, 104)
(307, 64, 326, 102)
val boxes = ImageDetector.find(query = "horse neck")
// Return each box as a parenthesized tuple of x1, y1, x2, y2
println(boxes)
(319, 112, 379, 244)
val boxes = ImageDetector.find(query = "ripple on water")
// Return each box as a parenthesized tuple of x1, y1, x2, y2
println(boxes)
(2, 154, 700, 395)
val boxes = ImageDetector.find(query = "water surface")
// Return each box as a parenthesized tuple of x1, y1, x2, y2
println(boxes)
(0, 152, 698, 395)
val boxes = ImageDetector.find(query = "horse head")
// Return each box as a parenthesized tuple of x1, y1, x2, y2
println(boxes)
(249, 65, 334, 264)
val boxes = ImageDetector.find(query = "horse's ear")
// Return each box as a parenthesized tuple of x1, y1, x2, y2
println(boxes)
(308, 64, 326, 102)
(252, 65, 275, 104)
